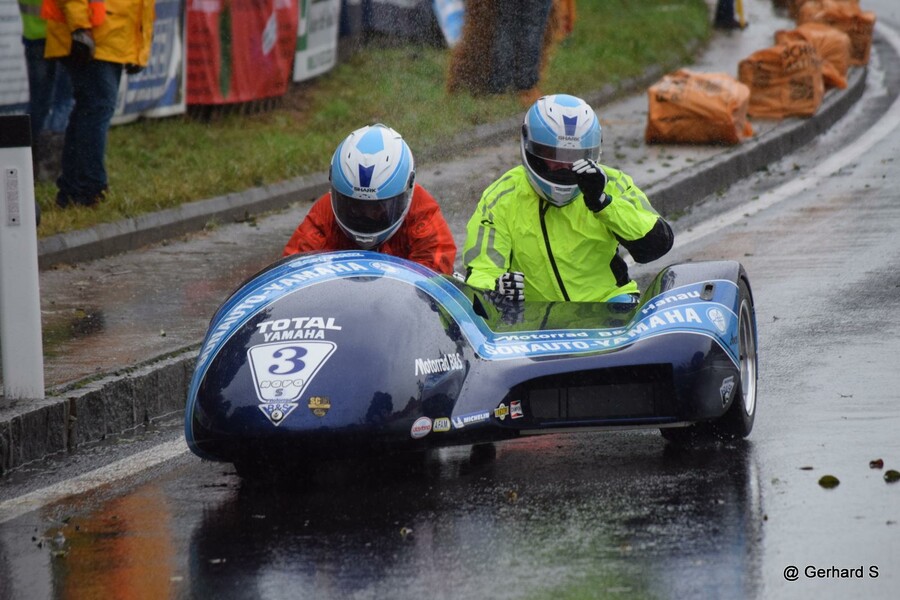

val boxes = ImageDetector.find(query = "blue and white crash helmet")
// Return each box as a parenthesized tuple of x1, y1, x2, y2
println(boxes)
(330, 124, 415, 249)
(521, 94, 601, 206)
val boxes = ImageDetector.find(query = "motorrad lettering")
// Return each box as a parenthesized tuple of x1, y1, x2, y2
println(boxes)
(414, 352, 464, 376)
(494, 332, 589, 342)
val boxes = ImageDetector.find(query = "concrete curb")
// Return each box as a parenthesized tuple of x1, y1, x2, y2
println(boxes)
(0, 349, 197, 475)
(3, 36, 877, 475)
(646, 66, 868, 216)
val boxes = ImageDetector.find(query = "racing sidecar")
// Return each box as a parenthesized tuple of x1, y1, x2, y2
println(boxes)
(185, 251, 758, 473)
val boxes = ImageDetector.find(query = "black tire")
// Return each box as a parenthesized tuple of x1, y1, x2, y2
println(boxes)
(712, 278, 757, 439)
(662, 278, 758, 444)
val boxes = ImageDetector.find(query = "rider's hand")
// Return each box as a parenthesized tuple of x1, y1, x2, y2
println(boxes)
(69, 29, 95, 67)
(493, 272, 525, 303)
(125, 63, 145, 75)
(573, 158, 610, 213)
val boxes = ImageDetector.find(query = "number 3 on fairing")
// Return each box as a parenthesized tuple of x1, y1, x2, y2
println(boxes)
(268, 346, 307, 375)
(247, 341, 337, 402)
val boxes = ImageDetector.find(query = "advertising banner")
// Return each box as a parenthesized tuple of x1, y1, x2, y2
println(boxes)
(1, 1, 186, 122)
(114, 0, 187, 122)
(0, 2, 34, 114)
(187, 0, 299, 105)
(294, 0, 341, 82)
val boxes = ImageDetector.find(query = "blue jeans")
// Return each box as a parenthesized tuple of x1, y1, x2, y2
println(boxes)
(58, 59, 122, 202)
(23, 38, 74, 139)
(489, 0, 553, 93)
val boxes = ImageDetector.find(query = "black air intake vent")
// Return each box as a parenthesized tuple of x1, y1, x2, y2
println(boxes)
(513, 365, 675, 423)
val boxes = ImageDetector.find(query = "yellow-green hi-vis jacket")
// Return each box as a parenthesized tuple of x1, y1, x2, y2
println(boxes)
(463, 165, 674, 302)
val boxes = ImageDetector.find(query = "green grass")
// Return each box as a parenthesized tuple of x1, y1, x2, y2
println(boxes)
(35, 0, 709, 238)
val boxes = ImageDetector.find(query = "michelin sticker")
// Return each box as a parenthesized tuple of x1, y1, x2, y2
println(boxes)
(452, 411, 491, 429)
(248, 341, 336, 425)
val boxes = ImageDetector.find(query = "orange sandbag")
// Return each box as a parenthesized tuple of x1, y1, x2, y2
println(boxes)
(789, 0, 858, 20)
(776, 23, 851, 89)
(738, 41, 824, 119)
(798, 0, 875, 65)
(645, 69, 753, 145)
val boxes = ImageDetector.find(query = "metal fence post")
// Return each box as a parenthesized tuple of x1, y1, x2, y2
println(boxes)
(0, 115, 45, 400)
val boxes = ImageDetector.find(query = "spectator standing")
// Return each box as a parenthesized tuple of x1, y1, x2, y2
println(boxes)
(41, 0, 155, 208)
(488, 0, 553, 105)
(715, 0, 747, 30)
(283, 124, 457, 275)
(17, 0, 73, 181)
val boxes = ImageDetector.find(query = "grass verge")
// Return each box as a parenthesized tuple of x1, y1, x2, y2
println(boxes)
(35, 0, 710, 238)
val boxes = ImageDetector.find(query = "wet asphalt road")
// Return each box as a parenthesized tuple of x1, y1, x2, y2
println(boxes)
(3, 9, 900, 600)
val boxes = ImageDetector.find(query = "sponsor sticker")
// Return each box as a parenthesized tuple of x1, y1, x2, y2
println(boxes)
(411, 416, 433, 439)
(308, 396, 331, 417)
(720, 375, 736, 406)
(248, 341, 336, 426)
(451, 411, 491, 429)
(510, 400, 524, 419)
(707, 308, 728, 334)
(258, 402, 297, 426)
(433, 417, 451, 432)
(494, 403, 509, 421)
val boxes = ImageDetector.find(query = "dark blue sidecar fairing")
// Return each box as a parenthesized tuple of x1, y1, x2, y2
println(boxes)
(185, 251, 752, 462)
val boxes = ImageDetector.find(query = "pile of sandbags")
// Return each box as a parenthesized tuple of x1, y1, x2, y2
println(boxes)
(645, 70, 754, 145)
(738, 41, 825, 119)
(775, 22, 852, 89)
(797, 0, 876, 65)
(646, 0, 875, 141)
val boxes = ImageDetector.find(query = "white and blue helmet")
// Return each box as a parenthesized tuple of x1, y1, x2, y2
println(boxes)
(521, 94, 601, 206)
(330, 124, 416, 249)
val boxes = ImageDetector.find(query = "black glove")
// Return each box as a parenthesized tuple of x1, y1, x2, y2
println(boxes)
(492, 272, 525, 303)
(69, 29, 95, 67)
(125, 64, 145, 75)
(573, 158, 611, 212)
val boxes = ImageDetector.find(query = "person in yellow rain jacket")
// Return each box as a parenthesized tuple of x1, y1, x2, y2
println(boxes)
(463, 94, 673, 307)
(41, 0, 155, 208)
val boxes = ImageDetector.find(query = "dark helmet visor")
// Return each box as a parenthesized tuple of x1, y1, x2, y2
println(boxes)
(332, 189, 410, 234)
(525, 140, 598, 185)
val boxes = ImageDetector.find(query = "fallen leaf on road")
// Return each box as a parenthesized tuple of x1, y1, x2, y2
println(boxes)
(818, 475, 840, 489)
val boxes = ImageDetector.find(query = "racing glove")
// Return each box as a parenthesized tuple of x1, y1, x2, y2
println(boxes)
(493, 272, 525, 303)
(573, 158, 611, 213)
(69, 29, 95, 67)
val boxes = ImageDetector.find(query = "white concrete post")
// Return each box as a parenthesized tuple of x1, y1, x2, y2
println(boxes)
(0, 115, 45, 399)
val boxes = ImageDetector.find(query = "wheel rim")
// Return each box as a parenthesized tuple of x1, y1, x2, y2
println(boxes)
(738, 298, 757, 416)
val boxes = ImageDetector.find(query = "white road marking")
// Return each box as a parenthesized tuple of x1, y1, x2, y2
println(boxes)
(0, 438, 188, 525)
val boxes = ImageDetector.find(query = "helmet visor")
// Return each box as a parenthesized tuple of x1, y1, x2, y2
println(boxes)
(332, 189, 411, 235)
(524, 141, 599, 186)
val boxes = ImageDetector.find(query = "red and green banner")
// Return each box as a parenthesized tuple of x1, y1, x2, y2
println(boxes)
(187, 0, 299, 105)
